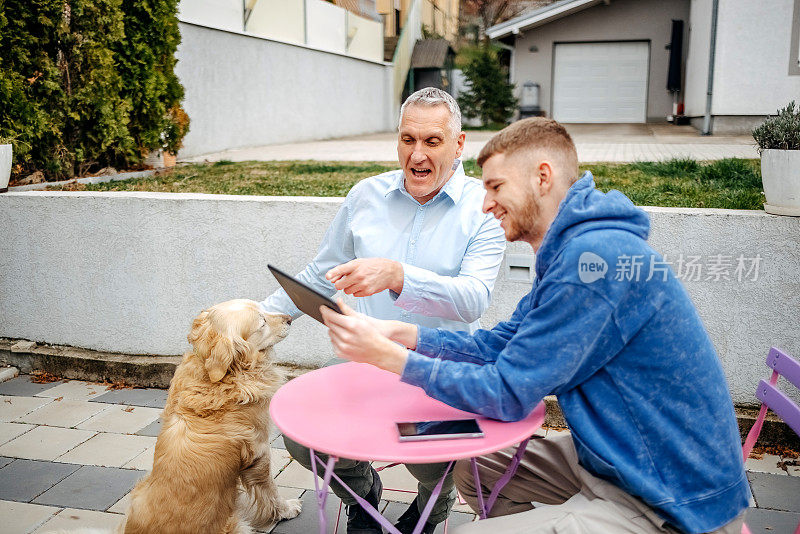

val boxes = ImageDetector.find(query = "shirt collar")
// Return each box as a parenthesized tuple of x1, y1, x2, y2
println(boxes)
(385, 160, 467, 205)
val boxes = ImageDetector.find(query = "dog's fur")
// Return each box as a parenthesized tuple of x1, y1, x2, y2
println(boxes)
(117, 299, 301, 534)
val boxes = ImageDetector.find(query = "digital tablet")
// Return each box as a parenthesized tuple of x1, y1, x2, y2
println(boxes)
(268, 264, 342, 324)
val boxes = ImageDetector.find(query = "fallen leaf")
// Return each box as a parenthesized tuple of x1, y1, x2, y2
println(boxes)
(123, 406, 135, 413)
(54, 396, 63, 402)
(30, 371, 63, 384)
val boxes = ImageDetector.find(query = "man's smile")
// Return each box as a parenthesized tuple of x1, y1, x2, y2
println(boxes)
(410, 168, 432, 178)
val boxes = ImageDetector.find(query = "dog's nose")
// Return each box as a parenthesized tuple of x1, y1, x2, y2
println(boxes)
(286, 317, 292, 325)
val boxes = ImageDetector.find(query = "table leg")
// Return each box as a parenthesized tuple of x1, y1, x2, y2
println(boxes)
(471, 437, 531, 520)
(309, 448, 337, 534)
(411, 460, 454, 534)
(310, 455, 454, 534)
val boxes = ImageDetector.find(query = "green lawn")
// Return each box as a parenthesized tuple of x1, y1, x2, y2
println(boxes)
(52, 158, 765, 210)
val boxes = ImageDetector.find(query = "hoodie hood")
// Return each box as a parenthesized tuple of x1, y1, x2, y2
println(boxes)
(535, 172, 650, 279)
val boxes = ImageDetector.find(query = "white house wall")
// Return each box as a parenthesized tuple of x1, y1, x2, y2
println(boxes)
(711, 0, 800, 116)
(511, 0, 690, 121)
(174, 22, 393, 158)
(683, 0, 712, 117)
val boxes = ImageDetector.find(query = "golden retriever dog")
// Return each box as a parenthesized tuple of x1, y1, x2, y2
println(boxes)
(118, 299, 302, 534)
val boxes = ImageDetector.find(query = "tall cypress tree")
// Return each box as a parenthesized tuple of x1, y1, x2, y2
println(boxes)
(114, 0, 188, 162)
(457, 45, 517, 127)
(0, 0, 67, 177)
(59, 0, 132, 175)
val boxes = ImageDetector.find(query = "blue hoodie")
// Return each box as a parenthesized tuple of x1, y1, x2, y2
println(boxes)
(401, 173, 750, 533)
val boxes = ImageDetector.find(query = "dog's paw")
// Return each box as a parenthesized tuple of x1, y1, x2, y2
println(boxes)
(280, 498, 302, 519)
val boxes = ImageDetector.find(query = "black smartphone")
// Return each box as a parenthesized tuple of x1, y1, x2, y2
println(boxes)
(268, 264, 342, 324)
(396, 419, 484, 442)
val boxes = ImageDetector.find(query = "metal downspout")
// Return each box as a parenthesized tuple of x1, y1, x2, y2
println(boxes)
(702, 0, 719, 135)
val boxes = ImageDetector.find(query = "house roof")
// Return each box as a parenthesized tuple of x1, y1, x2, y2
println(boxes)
(487, 0, 609, 39)
(410, 39, 454, 69)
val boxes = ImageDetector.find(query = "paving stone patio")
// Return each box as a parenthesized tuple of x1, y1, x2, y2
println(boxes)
(0, 372, 798, 533)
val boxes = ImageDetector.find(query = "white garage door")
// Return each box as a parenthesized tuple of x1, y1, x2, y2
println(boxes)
(552, 42, 649, 123)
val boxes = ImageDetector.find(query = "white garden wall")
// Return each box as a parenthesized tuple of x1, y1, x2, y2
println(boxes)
(174, 22, 394, 158)
(1, 191, 798, 405)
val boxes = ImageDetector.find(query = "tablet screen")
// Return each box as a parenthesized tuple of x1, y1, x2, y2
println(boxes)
(268, 265, 342, 324)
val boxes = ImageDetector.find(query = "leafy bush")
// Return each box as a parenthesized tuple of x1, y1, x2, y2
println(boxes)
(752, 101, 800, 152)
(0, 0, 188, 180)
(457, 45, 517, 127)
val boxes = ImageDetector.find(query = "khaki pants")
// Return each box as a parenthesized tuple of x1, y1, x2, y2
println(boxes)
(452, 433, 744, 534)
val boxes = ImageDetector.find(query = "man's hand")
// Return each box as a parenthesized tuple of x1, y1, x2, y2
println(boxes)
(326, 258, 404, 297)
(320, 300, 410, 375)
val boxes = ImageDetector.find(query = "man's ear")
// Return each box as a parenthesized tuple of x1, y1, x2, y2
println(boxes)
(537, 161, 555, 193)
(455, 131, 466, 158)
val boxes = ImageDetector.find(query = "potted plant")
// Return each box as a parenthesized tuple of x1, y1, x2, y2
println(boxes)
(0, 140, 11, 193)
(753, 101, 800, 216)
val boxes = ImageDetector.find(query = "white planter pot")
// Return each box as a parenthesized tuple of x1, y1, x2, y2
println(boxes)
(761, 149, 800, 216)
(0, 144, 11, 193)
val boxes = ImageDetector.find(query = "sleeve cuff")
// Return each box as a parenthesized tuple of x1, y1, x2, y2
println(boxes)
(415, 326, 443, 357)
(393, 263, 427, 312)
(258, 291, 302, 319)
(400, 326, 446, 389)
(400, 350, 437, 389)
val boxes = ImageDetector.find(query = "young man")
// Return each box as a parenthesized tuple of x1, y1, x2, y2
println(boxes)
(260, 88, 505, 534)
(320, 118, 750, 533)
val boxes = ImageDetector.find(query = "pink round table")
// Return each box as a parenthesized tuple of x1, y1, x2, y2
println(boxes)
(270, 362, 546, 533)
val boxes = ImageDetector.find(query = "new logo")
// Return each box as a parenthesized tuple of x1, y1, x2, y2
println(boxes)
(578, 252, 607, 283)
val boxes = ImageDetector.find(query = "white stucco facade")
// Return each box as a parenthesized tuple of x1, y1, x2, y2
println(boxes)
(1, 191, 798, 405)
(685, 0, 800, 125)
(174, 22, 394, 158)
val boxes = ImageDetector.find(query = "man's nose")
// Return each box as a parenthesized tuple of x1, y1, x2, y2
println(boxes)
(482, 195, 495, 214)
(411, 147, 426, 162)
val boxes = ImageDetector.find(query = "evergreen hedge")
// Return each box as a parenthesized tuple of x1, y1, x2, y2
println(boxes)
(0, 0, 188, 180)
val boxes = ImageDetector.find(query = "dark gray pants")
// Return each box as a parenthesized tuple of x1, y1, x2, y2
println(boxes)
(284, 435, 455, 524)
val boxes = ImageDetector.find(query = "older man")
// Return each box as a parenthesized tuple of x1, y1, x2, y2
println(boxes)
(260, 88, 505, 534)
(321, 118, 749, 534)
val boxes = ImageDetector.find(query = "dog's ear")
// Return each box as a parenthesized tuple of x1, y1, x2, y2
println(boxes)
(188, 310, 249, 382)
(205, 332, 249, 382)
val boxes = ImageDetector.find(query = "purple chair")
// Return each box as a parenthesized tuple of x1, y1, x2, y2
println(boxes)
(740, 347, 800, 534)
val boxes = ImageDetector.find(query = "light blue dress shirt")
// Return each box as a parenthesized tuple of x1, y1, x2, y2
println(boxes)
(259, 162, 506, 333)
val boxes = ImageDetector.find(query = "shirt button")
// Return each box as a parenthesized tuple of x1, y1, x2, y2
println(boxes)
(410, 240, 416, 245)
(418, 207, 423, 211)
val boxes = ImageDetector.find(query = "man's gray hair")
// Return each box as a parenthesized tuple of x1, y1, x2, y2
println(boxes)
(399, 87, 462, 138)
